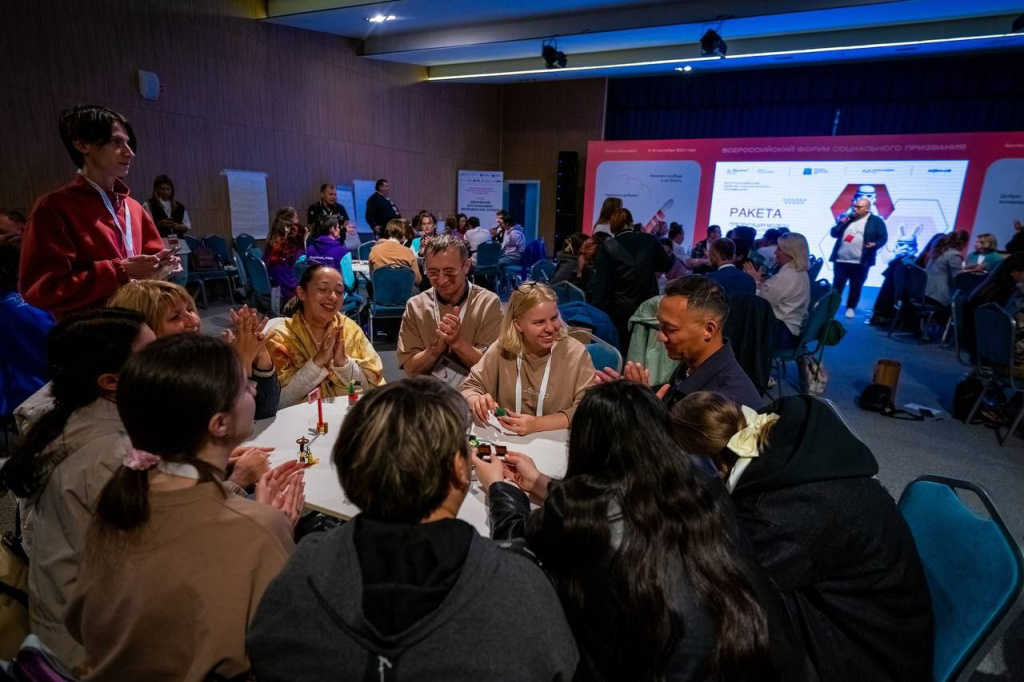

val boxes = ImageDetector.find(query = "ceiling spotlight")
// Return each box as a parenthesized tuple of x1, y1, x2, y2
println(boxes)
(367, 14, 396, 23)
(542, 41, 568, 69)
(700, 29, 727, 58)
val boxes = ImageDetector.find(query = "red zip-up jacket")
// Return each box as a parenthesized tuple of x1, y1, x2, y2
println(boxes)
(19, 174, 164, 317)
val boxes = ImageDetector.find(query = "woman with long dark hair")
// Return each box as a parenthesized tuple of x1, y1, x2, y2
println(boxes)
(265, 207, 306, 300)
(475, 381, 808, 681)
(66, 334, 302, 681)
(0, 308, 154, 668)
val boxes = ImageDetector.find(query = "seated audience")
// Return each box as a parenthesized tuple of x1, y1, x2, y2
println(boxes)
(397, 236, 502, 378)
(756, 228, 781, 266)
(578, 231, 610, 296)
(659, 238, 690, 282)
(247, 377, 578, 680)
(20, 105, 177, 318)
(306, 182, 349, 228)
(670, 392, 934, 681)
(415, 210, 438, 254)
(550, 232, 587, 286)
(668, 222, 687, 259)
(0, 308, 154, 667)
(455, 212, 469, 239)
(108, 280, 281, 420)
(595, 276, 763, 409)
(463, 215, 491, 256)
(685, 224, 721, 274)
(462, 282, 594, 435)
(707, 238, 756, 297)
(442, 214, 462, 241)
(0, 209, 26, 236)
(924, 230, 968, 309)
(342, 219, 362, 253)
(592, 196, 622, 236)
(497, 210, 525, 267)
(368, 218, 422, 285)
(475, 381, 810, 682)
(304, 215, 348, 271)
(963, 232, 1002, 274)
(65, 334, 302, 681)
(0, 235, 54, 417)
(591, 207, 674, 349)
(1006, 219, 1024, 254)
(744, 233, 811, 349)
(142, 174, 190, 238)
(266, 265, 384, 406)
(264, 207, 306, 300)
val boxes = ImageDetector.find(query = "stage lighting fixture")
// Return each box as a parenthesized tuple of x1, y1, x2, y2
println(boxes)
(1013, 13, 1024, 33)
(366, 14, 395, 23)
(674, 65, 693, 72)
(700, 29, 727, 58)
(542, 42, 568, 69)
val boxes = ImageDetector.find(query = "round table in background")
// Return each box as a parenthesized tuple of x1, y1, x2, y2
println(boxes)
(248, 399, 568, 536)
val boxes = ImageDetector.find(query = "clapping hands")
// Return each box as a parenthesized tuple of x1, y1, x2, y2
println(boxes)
(254, 460, 305, 526)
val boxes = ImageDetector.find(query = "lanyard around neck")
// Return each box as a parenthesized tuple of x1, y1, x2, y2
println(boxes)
(80, 170, 134, 257)
(432, 283, 472, 327)
(515, 343, 555, 416)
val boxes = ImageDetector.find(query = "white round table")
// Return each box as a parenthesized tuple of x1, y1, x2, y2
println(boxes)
(248, 399, 568, 536)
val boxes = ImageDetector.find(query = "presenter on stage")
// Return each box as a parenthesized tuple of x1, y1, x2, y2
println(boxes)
(829, 196, 887, 319)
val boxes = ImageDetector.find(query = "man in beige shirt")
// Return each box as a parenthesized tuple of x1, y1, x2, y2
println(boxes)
(368, 218, 421, 285)
(398, 235, 502, 379)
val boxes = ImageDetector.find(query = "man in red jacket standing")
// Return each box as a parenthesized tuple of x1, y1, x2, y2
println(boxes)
(19, 105, 177, 318)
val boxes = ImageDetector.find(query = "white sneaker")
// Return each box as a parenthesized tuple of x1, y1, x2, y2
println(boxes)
(845, 308, 855, 319)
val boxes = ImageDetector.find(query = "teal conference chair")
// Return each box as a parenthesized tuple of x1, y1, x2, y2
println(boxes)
(898, 476, 1024, 681)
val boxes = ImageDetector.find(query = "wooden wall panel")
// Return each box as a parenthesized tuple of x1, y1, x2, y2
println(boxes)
(1, 0, 501, 241)
(500, 78, 607, 247)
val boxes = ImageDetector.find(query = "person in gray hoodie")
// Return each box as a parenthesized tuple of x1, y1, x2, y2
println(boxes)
(247, 377, 578, 681)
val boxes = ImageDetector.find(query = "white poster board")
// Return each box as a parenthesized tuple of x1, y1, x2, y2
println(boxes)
(222, 170, 269, 238)
(353, 179, 379, 232)
(336, 186, 356, 226)
(458, 170, 504, 223)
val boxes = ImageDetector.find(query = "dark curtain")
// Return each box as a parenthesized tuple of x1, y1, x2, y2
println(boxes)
(605, 52, 1024, 140)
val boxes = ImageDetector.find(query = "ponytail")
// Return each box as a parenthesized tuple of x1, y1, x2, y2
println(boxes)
(93, 335, 243, 535)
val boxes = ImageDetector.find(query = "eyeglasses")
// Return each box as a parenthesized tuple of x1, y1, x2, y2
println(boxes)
(426, 268, 461, 280)
(514, 282, 549, 295)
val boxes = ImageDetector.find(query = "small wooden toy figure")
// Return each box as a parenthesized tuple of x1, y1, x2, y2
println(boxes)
(494, 406, 508, 418)
(296, 436, 320, 466)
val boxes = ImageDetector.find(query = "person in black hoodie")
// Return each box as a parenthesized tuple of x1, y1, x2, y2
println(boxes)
(246, 377, 578, 681)
(669, 392, 934, 682)
(476, 381, 814, 682)
(550, 232, 587, 287)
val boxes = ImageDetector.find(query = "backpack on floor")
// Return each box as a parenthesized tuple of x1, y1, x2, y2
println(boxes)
(952, 375, 986, 421)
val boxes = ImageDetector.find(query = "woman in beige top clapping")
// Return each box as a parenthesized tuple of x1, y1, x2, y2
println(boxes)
(461, 282, 594, 435)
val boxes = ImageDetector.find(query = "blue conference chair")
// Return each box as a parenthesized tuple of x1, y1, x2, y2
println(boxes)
(898, 476, 1024, 682)
(772, 288, 840, 396)
(966, 303, 1024, 444)
(234, 233, 256, 256)
(357, 241, 376, 261)
(183, 236, 231, 309)
(243, 247, 274, 314)
(473, 242, 501, 289)
(530, 259, 556, 283)
(369, 266, 415, 340)
(569, 328, 622, 374)
(559, 301, 619, 348)
(550, 280, 586, 304)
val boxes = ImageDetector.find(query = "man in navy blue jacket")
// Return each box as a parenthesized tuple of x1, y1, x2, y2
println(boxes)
(707, 238, 756, 297)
